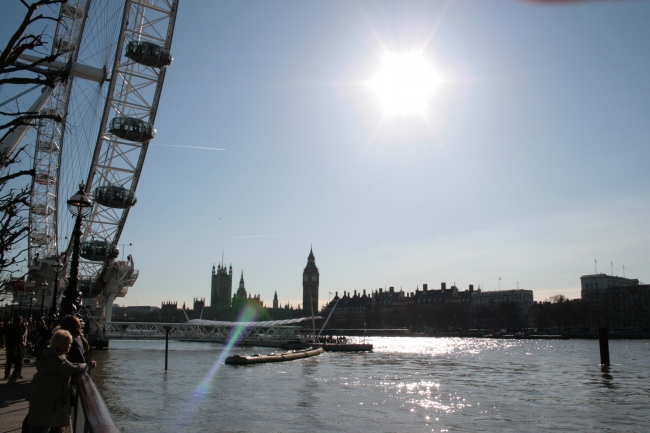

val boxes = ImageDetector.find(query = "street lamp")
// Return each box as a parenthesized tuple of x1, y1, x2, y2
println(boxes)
(48, 256, 65, 323)
(28, 290, 35, 321)
(60, 183, 93, 319)
(39, 281, 48, 320)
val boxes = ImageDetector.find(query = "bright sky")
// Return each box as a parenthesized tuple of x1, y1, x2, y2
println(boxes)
(2, 0, 649, 309)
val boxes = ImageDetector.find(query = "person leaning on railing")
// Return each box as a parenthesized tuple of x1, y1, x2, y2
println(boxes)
(27, 329, 96, 433)
(58, 315, 90, 364)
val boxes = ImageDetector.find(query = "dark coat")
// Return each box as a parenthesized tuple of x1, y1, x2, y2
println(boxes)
(66, 335, 86, 364)
(4, 323, 24, 348)
(28, 348, 88, 427)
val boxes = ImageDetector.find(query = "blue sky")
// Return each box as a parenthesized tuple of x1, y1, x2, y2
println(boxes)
(2, 0, 649, 309)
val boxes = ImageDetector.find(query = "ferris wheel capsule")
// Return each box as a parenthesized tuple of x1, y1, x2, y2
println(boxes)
(30, 232, 48, 245)
(93, 185, 137, 209)
(35, 171, 56, 185)
(80, 240, 120, 262)
(61, 4, 84, 19)
(31, 204, 55, 216)
(79, 279, 103, 298)
(38, 138, 60, 153)
(125, 40, 173, 68)
(109, 117, 155, 142)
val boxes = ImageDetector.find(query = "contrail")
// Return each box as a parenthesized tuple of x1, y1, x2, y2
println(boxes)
(151, 144, 226, 151)
(232, 231, 320, 239)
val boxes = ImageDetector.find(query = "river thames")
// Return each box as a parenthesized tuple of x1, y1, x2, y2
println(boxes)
(91, 337, 649, 432)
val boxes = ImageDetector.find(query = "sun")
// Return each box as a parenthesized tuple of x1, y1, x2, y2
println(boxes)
(368, 52, 439, 116)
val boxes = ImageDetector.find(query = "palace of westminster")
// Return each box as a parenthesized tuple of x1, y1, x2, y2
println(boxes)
(112, 247, 649, 331)
(157, 247, 321, 322)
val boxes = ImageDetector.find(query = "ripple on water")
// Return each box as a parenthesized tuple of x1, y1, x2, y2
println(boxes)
(92, 338, 650, 433)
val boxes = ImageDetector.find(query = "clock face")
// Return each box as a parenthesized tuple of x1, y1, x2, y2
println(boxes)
(311, 275, 317, 282)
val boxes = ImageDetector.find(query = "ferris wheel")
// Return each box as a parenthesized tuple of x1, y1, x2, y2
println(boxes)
(9, 0, 179, 328)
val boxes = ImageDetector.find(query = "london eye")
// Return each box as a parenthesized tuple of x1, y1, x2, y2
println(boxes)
(3, 0, 179, 331)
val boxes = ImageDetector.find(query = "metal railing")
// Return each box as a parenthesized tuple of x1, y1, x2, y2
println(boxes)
(72, 372, 120, 433)
(100, 321, 303, 341)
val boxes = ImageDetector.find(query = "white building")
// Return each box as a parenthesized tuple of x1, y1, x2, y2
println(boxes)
(471, 289, 534, 307)
(580, 274, 639, 300)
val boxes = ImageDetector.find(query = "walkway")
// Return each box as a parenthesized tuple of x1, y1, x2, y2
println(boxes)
(0, 351, 35, 433)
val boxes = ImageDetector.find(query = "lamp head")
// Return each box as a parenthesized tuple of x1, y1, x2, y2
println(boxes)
(51, 259, 64, 272)
(67, 183, 93, 217)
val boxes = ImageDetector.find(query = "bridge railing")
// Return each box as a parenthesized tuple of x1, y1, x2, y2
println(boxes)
(72, 371, 121, 433)
(100, 322, 303, 341)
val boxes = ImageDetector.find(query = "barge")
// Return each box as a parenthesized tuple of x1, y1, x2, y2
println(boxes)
(225, 346, 324, 365)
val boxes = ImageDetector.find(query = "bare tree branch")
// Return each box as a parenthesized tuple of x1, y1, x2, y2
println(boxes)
(0, 0, 67, 69)
(0, 1, 67, 283)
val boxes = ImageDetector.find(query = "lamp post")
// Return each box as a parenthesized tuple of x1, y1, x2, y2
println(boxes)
(48, 256, 65, 323)
(39, 281, 48, 320)
(60, 183, 93, 319)
(28, 290, 35, 321)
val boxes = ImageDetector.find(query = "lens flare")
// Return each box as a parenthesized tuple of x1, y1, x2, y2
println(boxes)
(170, 303, 261, 428)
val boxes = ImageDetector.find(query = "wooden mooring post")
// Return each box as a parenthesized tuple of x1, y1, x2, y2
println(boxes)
(164, 325, 172, 370)
(598, 327, 610, 366)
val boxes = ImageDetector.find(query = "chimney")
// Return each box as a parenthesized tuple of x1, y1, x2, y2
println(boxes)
(423, 284, 428, 292)
(469, 284, 474, 293)
(441, 282, 446, 291)
(389, 286, 394, 293)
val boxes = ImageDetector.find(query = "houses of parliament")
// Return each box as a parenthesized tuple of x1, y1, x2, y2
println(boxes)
(159, 248, 319, 322)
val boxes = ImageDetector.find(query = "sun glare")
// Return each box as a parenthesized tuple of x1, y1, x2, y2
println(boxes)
(368, 52, 439, 116)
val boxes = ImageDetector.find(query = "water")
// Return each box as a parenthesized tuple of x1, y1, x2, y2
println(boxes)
(91, 338, 650, 432)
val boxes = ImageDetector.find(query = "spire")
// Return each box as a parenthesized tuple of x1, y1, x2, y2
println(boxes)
(308, 246, 315, 262)
(237, 270, 247, 298)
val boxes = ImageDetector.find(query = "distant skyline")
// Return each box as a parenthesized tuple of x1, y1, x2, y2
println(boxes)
(1, 0, 649, 310)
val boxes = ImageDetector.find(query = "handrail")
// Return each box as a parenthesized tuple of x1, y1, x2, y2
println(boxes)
(74, 371, 121, 433)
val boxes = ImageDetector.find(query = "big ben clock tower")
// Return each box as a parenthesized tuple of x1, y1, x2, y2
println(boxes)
(302, 247, 319, 316)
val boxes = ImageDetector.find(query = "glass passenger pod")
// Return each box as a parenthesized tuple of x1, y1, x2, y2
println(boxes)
(80, 240, 119, 262)
(30, 232, 48, 245)
(56, 38, 72, 53)
(93, 185, 137, 209)
(35, 172, 56, 185)
(31, 204, 55, 216)
(109, 117, 155, 142)
(79, 279, 103, 298)
(125, 41, 173, 68)
(38, 138, 60, 153)
(61, 4, 84, 19)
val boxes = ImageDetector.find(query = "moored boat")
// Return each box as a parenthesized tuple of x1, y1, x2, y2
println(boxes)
(225, 346, 324, 365)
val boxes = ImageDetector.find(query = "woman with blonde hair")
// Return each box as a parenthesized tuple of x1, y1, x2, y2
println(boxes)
(27, 329, 96, 433)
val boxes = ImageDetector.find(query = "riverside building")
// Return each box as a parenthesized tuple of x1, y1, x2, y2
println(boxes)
(580, 273, 649, 329)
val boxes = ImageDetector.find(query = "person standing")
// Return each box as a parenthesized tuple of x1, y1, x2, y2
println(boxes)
(0, 321, 5, 349)
(58, 316, 88, 364)
(27, 329, 96, 433)
(4, 316, 26, 379)
(30, 320, 50, 357)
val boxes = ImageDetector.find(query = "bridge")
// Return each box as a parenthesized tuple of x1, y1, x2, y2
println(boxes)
(97, 318, 321, 346)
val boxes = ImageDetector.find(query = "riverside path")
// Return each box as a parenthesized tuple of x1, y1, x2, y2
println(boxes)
(0, 351, 35, 433)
